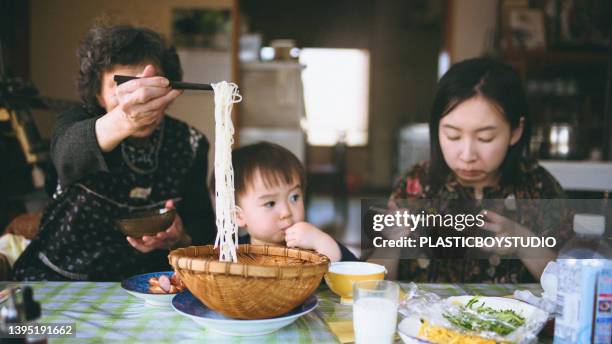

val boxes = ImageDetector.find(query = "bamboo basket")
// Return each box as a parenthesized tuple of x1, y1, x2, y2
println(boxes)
(168, 244, 330, 319)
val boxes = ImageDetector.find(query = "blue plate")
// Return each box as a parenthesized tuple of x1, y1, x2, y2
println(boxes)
(121, 271, 180, 307)
(172, 291, 318, 336)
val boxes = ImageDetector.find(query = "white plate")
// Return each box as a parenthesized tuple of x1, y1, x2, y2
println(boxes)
(121, 271, 180, 307)
(172, 291, 318, 336)
(398, 296, 548, 343)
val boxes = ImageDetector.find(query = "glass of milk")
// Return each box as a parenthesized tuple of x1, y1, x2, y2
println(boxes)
(353, 280, 399, 344)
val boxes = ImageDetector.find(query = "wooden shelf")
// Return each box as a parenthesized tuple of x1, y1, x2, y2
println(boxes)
(241, 61, 305, 71)
(502, 50, 608, 65)
(502, 50, 609, 80)
(502, 49, 610, 161)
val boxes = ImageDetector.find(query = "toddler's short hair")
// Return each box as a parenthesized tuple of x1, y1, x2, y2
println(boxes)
(231, 142, 305, 197)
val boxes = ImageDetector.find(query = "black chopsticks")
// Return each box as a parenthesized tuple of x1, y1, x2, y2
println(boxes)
(113, 75, 213, 91)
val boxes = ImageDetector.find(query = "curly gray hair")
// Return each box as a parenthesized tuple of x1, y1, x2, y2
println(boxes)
(76, 24, 183, 114)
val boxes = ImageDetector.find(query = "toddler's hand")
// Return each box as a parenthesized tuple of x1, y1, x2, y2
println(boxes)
(285, 222, 323, 251)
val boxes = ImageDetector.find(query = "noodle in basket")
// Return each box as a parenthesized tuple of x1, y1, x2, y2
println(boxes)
(212, 81, 242, 263)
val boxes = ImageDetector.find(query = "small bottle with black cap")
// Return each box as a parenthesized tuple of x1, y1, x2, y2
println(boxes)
(0, 286, 43, 344)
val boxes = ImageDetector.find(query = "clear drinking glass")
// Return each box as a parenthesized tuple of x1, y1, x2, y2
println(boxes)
(352, 280, 399, 344)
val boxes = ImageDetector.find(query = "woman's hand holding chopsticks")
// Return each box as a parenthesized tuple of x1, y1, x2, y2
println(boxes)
(95, 64, 183, 152)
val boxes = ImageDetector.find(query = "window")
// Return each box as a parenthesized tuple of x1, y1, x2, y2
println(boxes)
(299, 48, 370, 146)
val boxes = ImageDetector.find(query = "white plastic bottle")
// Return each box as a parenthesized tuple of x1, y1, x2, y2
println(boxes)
(554, 214, 612, 344)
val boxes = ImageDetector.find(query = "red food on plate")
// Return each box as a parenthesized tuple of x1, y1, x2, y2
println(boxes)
(148, 273, 185, 294)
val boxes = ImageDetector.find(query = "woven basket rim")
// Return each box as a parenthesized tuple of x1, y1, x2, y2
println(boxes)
(168, 244, 330, 278)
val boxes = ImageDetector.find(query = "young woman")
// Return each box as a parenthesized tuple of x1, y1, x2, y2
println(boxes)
(13, 24, 216, 281)
(373, 57, 572, 283)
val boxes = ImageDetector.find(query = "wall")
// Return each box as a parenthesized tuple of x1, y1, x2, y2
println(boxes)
(1, 1, 30, 79)
(30, 0, 233, 154)
(448, 0, 498, 63)
(30, 0, 498, 189)
(369, 1, 442, 186)
(242, 0, 442, 190)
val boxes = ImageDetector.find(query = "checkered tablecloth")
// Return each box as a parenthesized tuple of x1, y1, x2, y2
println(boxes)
(6, 282, 543, 343)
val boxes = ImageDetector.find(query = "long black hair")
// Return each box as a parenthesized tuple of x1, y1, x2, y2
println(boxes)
(76, 24, 183, 114)
(428, 57, 531, 190)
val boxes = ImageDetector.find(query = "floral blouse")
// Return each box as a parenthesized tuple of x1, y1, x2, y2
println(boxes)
(389, 159, 572, 283)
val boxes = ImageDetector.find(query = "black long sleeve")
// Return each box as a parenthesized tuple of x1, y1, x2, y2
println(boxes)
(178, 137, 216, 246)
(338, 242, 359, 261)
(50, 106, 112, 187)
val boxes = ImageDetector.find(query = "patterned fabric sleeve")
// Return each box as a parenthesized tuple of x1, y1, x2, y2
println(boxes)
(389, 161, 428, 208)
(532, 164, 566, 199)
(527, 164, 574, 249)
(384, 163, 431, 273)
(337, 241, 358, 261)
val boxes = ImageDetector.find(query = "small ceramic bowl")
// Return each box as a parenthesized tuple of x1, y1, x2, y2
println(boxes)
(116, 208, 176, 238)
(324, 261, 386, 304)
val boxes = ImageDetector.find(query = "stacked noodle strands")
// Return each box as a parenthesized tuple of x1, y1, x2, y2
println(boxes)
(211, 81, 242, 263)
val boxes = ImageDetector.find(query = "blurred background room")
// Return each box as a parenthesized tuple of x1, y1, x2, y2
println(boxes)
(1, 0, 612, 258)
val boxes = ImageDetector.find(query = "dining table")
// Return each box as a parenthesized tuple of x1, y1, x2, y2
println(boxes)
(1, 281, 549, 343)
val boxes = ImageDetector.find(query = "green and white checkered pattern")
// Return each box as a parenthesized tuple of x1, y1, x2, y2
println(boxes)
(13, 282, 543, 343)
(26, 282, 337, 343)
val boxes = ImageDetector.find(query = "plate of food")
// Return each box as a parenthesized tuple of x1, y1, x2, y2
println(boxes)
(121, 271, 186, 306)
(398, 296, 549, 344)
(172, 291, 318, 336)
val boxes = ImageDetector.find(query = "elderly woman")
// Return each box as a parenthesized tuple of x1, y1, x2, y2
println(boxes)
(13, 24, 216, 281)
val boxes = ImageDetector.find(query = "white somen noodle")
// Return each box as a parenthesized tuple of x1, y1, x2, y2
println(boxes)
(212, 81, 242, 262)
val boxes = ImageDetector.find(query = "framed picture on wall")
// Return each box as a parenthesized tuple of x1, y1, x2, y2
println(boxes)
(172, 8, 232, 50)
(506, 9, 546, 50)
